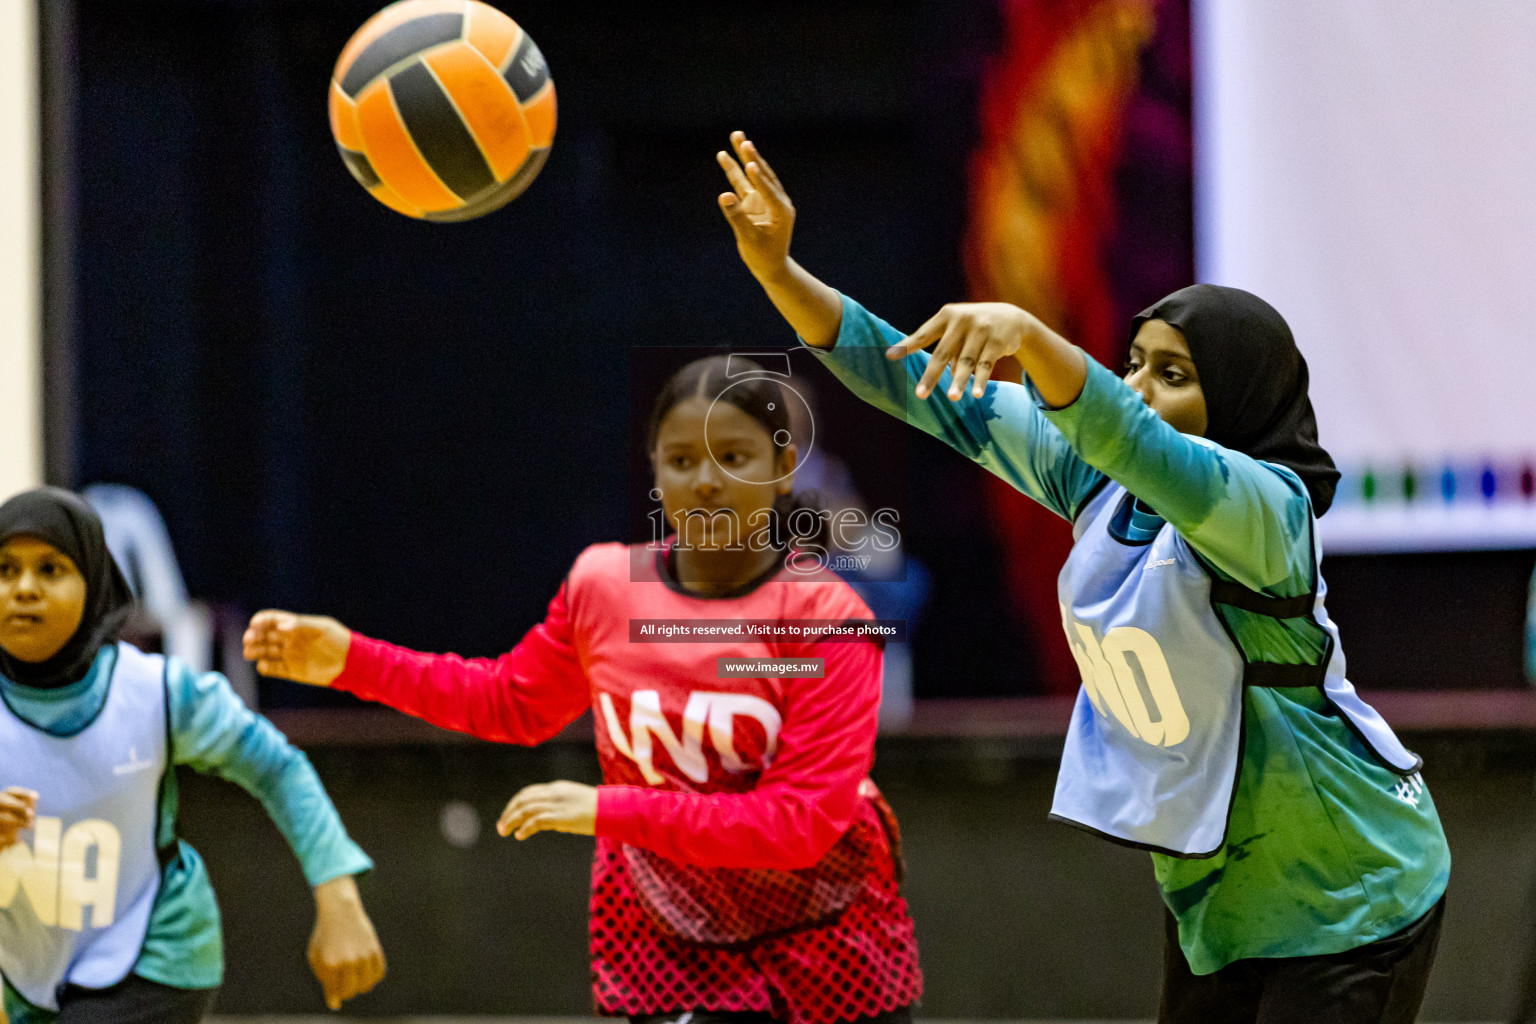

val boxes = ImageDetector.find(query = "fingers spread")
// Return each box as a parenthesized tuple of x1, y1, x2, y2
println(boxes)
(740, 138, 782, 187)
(716, 150, 750, 198)
(913, 315, 967, 399)
(949, 328, 991, 400)
(972, 357, 996, 397)
(718, 192, 752, 232)
(730, 129, 751, 167)
(913, 357, 945, 401)
(745, 160, 789, 213)
(888, 308, 947, 362)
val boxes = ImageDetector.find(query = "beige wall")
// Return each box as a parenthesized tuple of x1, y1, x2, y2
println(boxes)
(0, 0, 40, 501)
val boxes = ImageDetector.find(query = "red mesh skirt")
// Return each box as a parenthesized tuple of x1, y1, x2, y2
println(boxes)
(589, 808, 921, 1024)
(623, 812, 887, 945)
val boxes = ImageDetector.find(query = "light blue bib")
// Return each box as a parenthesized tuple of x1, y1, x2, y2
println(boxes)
(1051, 484, 1418, 857)
(0, 643, 169, 1010)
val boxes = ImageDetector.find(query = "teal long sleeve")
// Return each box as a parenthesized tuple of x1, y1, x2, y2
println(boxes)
(132, 657, 373, 991)
(1039, 357, 1314, 595)
(814, 294, 1105, 522)
(806, 295, 1448, 975)
(1, 649, 371, 1013)
(815, 293, 1314, 596)
(161, 657, 371, 888)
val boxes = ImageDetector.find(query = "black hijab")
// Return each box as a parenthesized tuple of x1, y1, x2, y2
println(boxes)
(0, 487, 135, 688)
(1130, 284, 1340, 516)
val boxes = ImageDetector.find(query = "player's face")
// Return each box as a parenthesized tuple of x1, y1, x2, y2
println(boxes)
(0, 537, 88, 664)
(652, 397, 796, 550)
(1125, 320, 1208, 436)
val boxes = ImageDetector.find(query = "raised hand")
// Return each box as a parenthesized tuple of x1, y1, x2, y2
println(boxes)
(0, 787, 37, 851)
(308, 874, 386, 1011)
(496, 780, 597, 840)
(242, 610, 351, 686)
(716, 130, 795, 285)
(713, 130, 842, 348)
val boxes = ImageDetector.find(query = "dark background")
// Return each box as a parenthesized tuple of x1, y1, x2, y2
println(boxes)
(59, 0, 1044, 701)
(53, 0, 1533, 699)
(37, 0, 1536, 1018)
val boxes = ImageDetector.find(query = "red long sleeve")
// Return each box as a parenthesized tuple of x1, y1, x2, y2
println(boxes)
(331, 582, 590, 745)
(594, 635, 883, 869)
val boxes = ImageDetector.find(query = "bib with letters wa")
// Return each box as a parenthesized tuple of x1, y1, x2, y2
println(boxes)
(1051, 483, 1419, 857)
(0, 643, 169, 1010)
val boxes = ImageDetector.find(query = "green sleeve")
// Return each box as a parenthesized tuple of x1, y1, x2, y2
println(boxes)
(813, 294, 1105, 521)
(1040, 357, 1314, 594)
(132, 842, 223, 990)
(165, 659, 373, 887)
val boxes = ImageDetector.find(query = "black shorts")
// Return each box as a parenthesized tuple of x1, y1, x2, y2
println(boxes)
(1159, 896, 1445, 1024)
(632, 1006, 913, 1024)
(48, 974, 217, 1024)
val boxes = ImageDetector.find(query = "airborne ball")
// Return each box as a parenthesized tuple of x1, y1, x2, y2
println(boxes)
(329, 0, 556, 221)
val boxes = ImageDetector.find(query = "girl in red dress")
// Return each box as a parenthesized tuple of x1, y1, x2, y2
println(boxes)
(243, 357, 921, 1024)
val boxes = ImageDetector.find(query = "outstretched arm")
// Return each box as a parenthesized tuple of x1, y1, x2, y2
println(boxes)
(499, 636, 883, 870)
(715, 131, 842, 349)
(164, 661, 384, 1009)
(714, 132, 1307, 589)
(242, 581, 590, 746)
(716, 131, 1102, 520)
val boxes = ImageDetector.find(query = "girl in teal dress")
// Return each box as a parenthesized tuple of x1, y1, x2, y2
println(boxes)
(713, 131, 1449, 1023)
(0, 488, 385, 1022)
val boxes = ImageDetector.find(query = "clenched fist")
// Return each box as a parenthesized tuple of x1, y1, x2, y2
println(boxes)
(242, 610, 351, 686)
(309, 875, 386, 1010)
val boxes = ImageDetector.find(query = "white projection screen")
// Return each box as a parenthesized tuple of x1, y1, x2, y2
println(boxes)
(0, 0, 40, 500)
(1193, 0, 1536, 552)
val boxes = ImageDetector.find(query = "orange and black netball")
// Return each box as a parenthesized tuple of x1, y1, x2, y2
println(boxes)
(328, 0, 557, 221)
